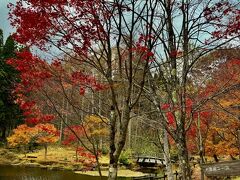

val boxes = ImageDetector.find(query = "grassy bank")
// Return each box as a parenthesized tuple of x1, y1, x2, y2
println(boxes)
(0, 146, 146, 177)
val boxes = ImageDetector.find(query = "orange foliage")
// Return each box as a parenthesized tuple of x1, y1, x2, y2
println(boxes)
(202, 57, 240, 157)
(34, 123, 59, 145)
(7, 124, 36, 147)
(7, 123, 59, 148)
(204, 104, 240, 157)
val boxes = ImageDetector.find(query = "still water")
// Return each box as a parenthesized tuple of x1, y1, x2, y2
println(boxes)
(0, 165, 131, 180)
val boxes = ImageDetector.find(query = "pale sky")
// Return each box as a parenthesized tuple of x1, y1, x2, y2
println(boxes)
(0, 0, 16, 41)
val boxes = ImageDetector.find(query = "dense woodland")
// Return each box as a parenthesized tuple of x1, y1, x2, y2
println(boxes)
(0, 0, 240, 180)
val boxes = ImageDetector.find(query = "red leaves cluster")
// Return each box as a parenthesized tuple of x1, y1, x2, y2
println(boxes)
(199, 58, 240, 98)
(77, 147, 97, 161)
(71, 71, 106, 95)
(166, 112, 175, 125)
(169, 50, 183, 58)
(24, 109, 55, 125)
(62, 125, 85, 145)
(203, 1, 240, 39)
(130, 34, 155, 62)
(161, 98, 193, 126)
(7, 51, 52, 93)
(161, 98, 211, 154)
(204, 1, 232, 21)
(7, 51, 55, 125)
(9, 0, 109, 52)
(76, 146, 100, 170)
(36, 123, 60, 137)
(7, 49, 107, 124)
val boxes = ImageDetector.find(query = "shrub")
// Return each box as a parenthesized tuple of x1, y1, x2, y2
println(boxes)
(119, 149, 132, 166)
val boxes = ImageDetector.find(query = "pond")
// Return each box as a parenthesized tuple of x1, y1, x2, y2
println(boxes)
(0, 165, 132, 180)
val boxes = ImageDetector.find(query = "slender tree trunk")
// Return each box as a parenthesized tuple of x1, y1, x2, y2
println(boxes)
(163, 129, 174, 180)
(108, 106, 118, 180)
(59, 97, 65, 144)
(44, 144, 47, 160)
(197, 112, 205, 180)
(238, 130, 240, 159)
(108, 149, 118, 180)
(100, 137, 103, 151)
(1, 127, 6, 139)
(23, 146, 27, 157)
(213, 154, 218, 162)
(94, 152, 102, 178)
(59, 119, 63, 144)
(76, 145, 78, 162)
(128, 118, 132, 149)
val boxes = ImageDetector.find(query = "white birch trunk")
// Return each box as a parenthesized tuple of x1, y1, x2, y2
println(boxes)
(108, 164, 117, 180)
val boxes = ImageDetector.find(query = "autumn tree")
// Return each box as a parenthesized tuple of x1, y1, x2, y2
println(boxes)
(63, 125, 85, 161)
(84, 115, 109, 147)
(7, 124, 35, 155)
(63, 115, 108, 166)
(8, 1, 155, 179)
(7, 123, 59, 159)
(34, 123, 59, 159)
(198, 51, 240, 160)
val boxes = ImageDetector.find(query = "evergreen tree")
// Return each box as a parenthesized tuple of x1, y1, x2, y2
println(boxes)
(0, 29, 23, 142)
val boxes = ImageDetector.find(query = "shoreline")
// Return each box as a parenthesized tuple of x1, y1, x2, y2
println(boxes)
(0, 148, 147, 178)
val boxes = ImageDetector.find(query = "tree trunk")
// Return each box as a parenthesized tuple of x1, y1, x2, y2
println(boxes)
(23, 146, 27, 157)
(108, 104, 131, 180)
(75, 146, 78, 162)
(59, 119, 63, 144)
(95, 154, 102, 178)
(108, 106, 118, 180)
(238, 130, 240, 159)
(163, 129, 174, 180)
(197, 112, 205, 180)
(108, 163, 118, 180)
(176, 134, 191, 180)
(1, 126, 6, 140)
(44, 144, 47, 160)
(128, 118, 132, 149)
(213, 154, 218, 162)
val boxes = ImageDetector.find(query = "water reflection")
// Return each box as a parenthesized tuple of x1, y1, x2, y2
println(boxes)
(0, 165, 106, 180)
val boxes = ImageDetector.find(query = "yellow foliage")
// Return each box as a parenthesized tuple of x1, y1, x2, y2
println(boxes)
(84, 115, 108, 124)
(84, 115, 109, 137)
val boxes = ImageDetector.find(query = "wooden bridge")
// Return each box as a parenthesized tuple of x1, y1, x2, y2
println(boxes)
(136, 156, 166, 167)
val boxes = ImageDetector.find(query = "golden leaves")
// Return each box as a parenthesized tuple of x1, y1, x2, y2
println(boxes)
(84, 115, 109, 137)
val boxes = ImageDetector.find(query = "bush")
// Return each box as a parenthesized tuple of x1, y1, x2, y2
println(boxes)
(119, 149, 132, 166)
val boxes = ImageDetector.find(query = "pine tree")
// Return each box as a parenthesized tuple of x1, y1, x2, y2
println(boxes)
(0, 29, 23, 141)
